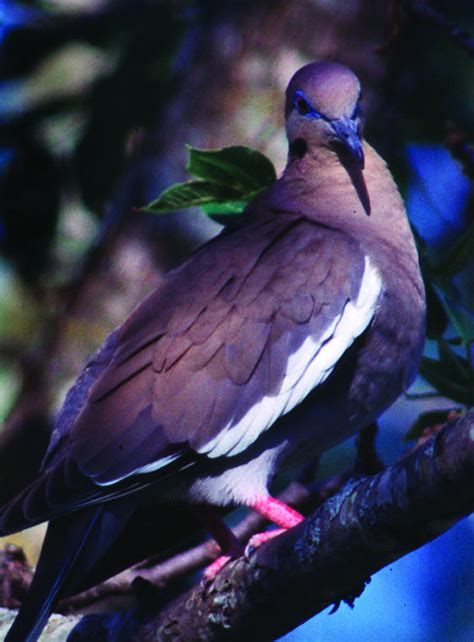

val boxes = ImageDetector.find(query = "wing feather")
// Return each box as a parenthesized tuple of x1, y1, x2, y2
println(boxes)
(0, 212, 382, 528)
(78, 216, 380, 478)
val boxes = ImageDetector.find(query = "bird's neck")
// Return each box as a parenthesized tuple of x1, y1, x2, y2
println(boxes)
(258, 141, 423, 296)
(281, 143, 415, 249)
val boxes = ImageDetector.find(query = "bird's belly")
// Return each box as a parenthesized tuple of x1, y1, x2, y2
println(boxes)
(186, 442, 287, 506)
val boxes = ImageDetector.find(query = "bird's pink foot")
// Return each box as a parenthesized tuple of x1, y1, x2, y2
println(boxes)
(245, 528, 286, 556)
(243, 496, 305, 556)
(198, 497, 304, 581)
(203, 554, 233, 582)
(196, 506, 244, 583)
(202, 538, 244, 583)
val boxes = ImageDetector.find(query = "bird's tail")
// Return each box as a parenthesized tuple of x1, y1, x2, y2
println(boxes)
(5, 501, 133, 642)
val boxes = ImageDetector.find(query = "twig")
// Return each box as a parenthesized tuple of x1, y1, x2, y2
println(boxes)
(445, 122, 474, 180)
(2, 412, 473, 641)
(135, 410, 474, 642)
(407, 0, 474, 57)
(376, 0, 474, 57)
(0, 546, 31, 610)
(374, 0, 405, 53)
(58, 482, 311, 613)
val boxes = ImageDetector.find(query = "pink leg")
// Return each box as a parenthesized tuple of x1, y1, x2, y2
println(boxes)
(251, 495, 304, 528)
(245, 528, 286, 551)
(203, 554, 234, 581)
(194, 506, 244, 581)
(196, 497, 304, 580)
(245, 496, 304, 555)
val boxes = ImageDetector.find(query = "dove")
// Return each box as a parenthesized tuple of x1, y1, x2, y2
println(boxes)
(1, 61, 425, 641)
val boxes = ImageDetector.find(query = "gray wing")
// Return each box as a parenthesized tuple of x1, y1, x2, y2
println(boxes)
(71, 213, 379, 483)
(0, 212, 379, 532)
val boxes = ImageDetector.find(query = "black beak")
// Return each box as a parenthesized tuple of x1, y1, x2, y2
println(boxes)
(331, 118, 364, 169)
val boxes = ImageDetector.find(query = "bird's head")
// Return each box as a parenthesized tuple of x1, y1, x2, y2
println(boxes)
(285, 61, 364, 168)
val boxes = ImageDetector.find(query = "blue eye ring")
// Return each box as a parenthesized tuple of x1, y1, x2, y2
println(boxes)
(294, 93, 311, 115)
(294, 91, 322, 119)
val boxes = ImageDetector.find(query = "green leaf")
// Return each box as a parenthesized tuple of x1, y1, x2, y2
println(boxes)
(186, 145, 277, 193)
(413, 227, 441, 271)
(202, 199, 251, 216)
(419, 353, 474, 405)
(141, 146, 277, 218)
(142, 180, 240, 213)
(405, 409, 457, 441)
(413, 231, 474, 320)
(431, 274, 462, 302)
(202, 198, 254, 225)
(424, 279, 448, 339)
(425, 271, 474, 317)
(433, 222, 474, 277)
(443, 297, 474, 343)
(437, 339, 471, 384)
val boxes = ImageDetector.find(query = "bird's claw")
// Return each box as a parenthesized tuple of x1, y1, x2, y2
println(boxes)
(202, 554, 233, 584)
(244, 528, 286, 558)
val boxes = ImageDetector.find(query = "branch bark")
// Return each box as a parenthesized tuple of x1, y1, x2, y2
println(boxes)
(407, 0, 474, 58)
(3, 411, 472, 641)
(133, 410, 474, 641)
(57, 482, 311, 613)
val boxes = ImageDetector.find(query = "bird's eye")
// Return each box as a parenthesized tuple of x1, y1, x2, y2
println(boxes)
(295, 95, 311, 116)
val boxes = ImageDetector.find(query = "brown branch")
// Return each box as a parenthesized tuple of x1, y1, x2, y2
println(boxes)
(445, 122, 474, 180)
(0, 421, 430, 615)
(133, 410, 474, 642)
(1, 413, 473, 641)
(406, 0, 474, 57)
(0, 478, 339, 614)
(374, 0, 405, 53)
(58, 482, 312, 613)
(377, 0, 474, 56)
(0, 546, 31, 610)
(58, 473, 350, 613)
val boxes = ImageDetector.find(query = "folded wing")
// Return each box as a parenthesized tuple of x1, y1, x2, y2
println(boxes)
(0, 211, 381, 532)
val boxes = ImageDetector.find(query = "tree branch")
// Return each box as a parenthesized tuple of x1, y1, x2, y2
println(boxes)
(58, 482, 312, 613)
(406, 0, 474, 57)
(1, 412, 473, 641)
(134, 410, 474, 642)
(445, 122, 474, 180)
(377, 0, 474, 57)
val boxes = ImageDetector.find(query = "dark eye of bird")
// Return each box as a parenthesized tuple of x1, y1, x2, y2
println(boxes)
(295, 95, 311, 116)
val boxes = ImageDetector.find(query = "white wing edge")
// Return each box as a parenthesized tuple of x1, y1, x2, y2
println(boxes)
(199, 255, 382, 458)
(94, 255, 382, 484)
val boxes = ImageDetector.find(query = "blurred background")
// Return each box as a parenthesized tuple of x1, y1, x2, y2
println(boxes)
(0, 0, 473, 640)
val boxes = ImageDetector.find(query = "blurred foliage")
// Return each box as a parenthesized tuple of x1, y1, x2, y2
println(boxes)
(0, 0, 185, 285)
(403, 408, 457, 442)
(0, 141, 61, 282)
(0, 0, 191, 536)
